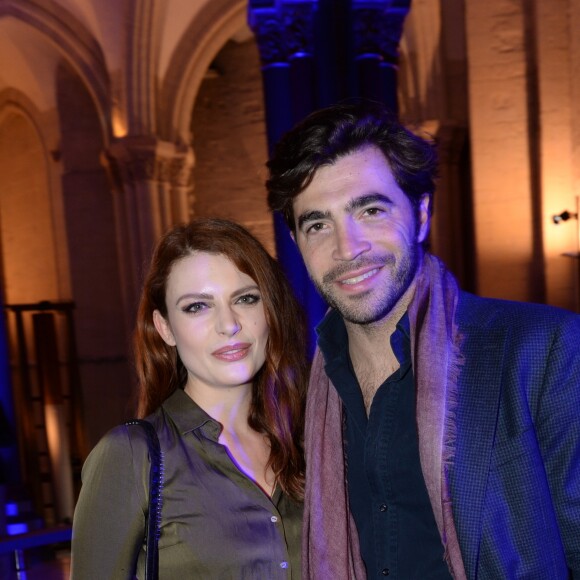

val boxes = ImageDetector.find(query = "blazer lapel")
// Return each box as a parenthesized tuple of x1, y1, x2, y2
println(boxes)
(447, 317, 507, 576)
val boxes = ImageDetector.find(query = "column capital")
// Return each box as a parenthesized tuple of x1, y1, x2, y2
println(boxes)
(352, 1, 411, 63)
(101, 136, 196, 331)
(248, 0, 316, 65)
(104, 135, 195, 188)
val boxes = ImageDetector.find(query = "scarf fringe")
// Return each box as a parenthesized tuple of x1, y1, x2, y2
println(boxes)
(303, 253, 468, 579)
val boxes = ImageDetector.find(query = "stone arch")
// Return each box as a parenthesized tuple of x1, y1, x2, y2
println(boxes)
(0, 108, 58, 304)
(0, 0, 111, 144)
(125, 0, 163, 135)
(0, 89, 53, 154)
(0, 89, 69, 302)
(159, 0, 247, 143)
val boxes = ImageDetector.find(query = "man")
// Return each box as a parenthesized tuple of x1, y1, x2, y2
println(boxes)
(266, 101, 580, 579)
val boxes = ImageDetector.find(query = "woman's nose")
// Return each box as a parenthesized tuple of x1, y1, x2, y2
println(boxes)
(215, 307, 241, 336)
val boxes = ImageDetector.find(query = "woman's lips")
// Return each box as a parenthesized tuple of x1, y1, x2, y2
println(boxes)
(211, 343, 251, 362)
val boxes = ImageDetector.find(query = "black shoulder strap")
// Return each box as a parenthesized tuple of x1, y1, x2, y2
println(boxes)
(126, 419, 163, 580)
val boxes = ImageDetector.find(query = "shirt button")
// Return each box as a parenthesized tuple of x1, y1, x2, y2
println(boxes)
(379, 504, 388, 512)
(382, 568, 390, 576)
(270, 515, 278, 523)
(280, 561, 288, 569)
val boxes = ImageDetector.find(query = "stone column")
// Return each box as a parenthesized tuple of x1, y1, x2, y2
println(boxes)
(535, 0, 577, 311)
(465, 0, 535, 302)
(248, 0, 317, 148)
(351, 1, 411, 111)
(103, 137, 195, 327)
(573, 0, 580, 312)
(249, 0, 325, 354)
(249, 0, 412, 348)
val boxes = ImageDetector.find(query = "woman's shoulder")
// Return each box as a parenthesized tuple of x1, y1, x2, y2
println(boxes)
(81, 425, 135, 479)
(82, 416, 164, 478)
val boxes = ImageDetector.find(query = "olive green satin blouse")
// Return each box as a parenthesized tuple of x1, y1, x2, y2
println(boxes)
(71, 388, 303, 579)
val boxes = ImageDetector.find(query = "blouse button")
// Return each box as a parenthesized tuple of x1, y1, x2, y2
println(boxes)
(280, 561, 288, 569)
(379, 504, 388, 512)
(382, 568, 390, 576)
(270, 515, 278, 523)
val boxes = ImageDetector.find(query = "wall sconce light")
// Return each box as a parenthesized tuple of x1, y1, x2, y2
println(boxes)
(111, 100, 128, 138)
(553, 197, 580, 313)
(552, 210, 578, 224)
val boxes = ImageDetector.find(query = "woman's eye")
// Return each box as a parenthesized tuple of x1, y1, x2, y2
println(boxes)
(236, 293, 260, 305)
(183, 302, 206, 314)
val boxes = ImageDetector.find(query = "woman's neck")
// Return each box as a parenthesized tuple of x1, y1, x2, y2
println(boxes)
(184, 380, 274, 496)
(184, 381, 253, 434)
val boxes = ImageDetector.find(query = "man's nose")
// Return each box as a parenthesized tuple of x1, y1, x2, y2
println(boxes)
(332, 223, 371, 261)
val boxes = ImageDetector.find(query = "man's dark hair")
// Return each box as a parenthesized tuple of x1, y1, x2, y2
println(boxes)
(266, 100, 438, 232)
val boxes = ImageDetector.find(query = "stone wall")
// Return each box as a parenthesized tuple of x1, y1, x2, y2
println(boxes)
(466, 0, 578, 309)
(191, 37, 275, 255)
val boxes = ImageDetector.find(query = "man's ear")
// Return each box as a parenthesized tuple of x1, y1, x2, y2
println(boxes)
(153, 310, 176, 346)
(417, 194, 431, 244)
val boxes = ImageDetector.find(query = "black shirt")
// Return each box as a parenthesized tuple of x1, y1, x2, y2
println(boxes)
(317, 310, 452, 580)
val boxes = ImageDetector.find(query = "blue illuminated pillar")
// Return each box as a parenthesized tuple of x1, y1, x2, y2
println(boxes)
(248, 0, 326, 354)
(0, 298, 19, 484)
(351, 1, 410, 112)
(248, 0, 412, 350)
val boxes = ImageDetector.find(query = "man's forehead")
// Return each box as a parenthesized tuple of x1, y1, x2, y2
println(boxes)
(292, 186, 330, 219)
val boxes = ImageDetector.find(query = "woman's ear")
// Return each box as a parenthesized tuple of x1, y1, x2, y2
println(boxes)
(153, 310, 176, 346)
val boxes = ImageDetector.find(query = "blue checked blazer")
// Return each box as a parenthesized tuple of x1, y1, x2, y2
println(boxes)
(448, 292, 580, 578)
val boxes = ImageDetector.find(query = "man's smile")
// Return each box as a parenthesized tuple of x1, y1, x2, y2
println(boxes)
(339, 267, 382, 286)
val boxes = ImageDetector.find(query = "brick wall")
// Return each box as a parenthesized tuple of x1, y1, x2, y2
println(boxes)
(191, 37, 275, 256)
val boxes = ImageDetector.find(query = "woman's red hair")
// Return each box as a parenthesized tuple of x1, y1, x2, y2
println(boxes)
(134, 218, 308, 500)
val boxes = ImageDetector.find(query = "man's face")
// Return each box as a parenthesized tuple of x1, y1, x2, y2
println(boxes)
(292, 145, 430, 325)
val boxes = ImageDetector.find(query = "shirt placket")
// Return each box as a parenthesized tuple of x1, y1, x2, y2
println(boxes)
(269, 501, 293, 577)
(367, 379, 401, 578)
(199, 424, 292, 578)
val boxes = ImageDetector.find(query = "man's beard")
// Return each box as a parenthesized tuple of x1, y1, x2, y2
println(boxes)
(311, 244, 420, 325)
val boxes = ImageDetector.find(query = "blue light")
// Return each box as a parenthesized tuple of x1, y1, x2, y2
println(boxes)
(5, 502, 18, 517)
(7, 523, 28, 535)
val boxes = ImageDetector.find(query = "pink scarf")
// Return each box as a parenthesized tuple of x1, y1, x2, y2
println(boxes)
(302, 253, 467, 579)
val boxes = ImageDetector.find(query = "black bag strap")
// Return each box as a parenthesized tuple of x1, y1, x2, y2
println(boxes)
(126, 419, 164, 580)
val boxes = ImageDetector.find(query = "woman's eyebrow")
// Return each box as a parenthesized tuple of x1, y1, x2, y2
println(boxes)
(231, 285, 260, 298)
(175, 292, 212, 305)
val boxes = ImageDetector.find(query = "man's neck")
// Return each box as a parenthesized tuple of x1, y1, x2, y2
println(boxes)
(346, 277, 416, 356)
(346, 278, 417, 413)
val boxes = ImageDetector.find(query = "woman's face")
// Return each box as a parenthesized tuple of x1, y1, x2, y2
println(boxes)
(153, 252, 269, 394)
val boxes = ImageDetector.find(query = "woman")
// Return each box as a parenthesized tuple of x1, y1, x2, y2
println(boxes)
(71, 218, 308, 579)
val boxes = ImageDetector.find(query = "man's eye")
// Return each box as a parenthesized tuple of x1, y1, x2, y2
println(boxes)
(364, 207, 384, 216)
(306, 222, 326, 234)
(236, 293, 261, 305)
